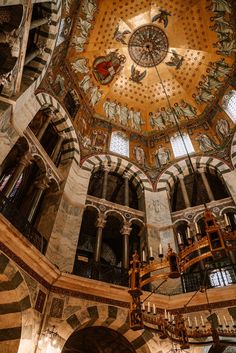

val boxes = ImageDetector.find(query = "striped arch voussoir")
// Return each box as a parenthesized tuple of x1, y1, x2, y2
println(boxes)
(156, 156, 231, 192)
(62, 304, 152, 353)
(36, 92, 80, 164)
(81, 154, 153, 192)
(0, 252, 32, 352)
(28, 0, 62, 90)
(231, 130, 236, 169)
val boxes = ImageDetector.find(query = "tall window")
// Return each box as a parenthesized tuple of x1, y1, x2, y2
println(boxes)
(223, 90, 236, 122)
(209, 269, 233, 288)
(170, 132, 195, 158)
(110, 131, 129, 157)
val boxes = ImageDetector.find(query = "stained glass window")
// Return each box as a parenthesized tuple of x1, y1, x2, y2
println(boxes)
(223, 90, 236, 123)
(170, 132, 195, 158)
(110, 131, 129, 157)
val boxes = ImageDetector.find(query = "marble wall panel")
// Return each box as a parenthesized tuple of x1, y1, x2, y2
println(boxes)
(0, 101, 19, 165)
(223, 170, 236, 205)
(45, 197, 84, 272)
(145, 190, 172, 227)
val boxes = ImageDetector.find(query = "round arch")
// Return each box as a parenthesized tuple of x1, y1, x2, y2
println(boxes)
(34, 92, 80, 165)
(55, 303, 152, 353)
(81, 154, 153, 195)
(0, 251, 33, 353)
(230, 130, 236, 169)
(27, 0, 62, 90)
(155, 156, 232, 192)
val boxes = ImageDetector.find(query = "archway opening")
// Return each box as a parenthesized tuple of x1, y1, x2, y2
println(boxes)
(61, 326, 136, 353)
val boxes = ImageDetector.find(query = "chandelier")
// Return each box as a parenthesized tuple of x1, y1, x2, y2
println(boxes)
(128, 206, 236, 349)
(38, 325, 60, 352)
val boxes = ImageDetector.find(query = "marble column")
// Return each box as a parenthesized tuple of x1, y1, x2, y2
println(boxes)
(51, 134, 65, 164)
(101, 166, 110, 199)
(3, 152, 32, 198)
(123, 172, 129, 207)
(45, 162, 91, 272)
(121, 222, 132, 269)
(199, 169, 214, 202)
(178, 174, 191, 208)
(94, 214, 106, 262)
(27, 176, 50, 223)
(36, 114, 52, 141)
(30, 17, 49, 30)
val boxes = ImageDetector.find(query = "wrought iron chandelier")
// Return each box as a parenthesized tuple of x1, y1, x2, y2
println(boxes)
(128, 206, 236, 350)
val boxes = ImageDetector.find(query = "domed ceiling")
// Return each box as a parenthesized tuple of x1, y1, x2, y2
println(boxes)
(67, 0, 235, 135)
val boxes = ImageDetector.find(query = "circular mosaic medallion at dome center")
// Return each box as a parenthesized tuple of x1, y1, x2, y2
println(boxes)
(128, 25, 169, 67)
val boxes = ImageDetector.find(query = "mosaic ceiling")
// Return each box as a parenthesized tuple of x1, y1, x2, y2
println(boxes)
(67, 0, 235, 135)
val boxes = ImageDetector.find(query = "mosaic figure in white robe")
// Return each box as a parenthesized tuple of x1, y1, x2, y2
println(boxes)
(78, 18, 91, 36)
(79, 75, 91, 92)
(90, 86, 102, 106)
(73, 32, 87, 52)
(103, 100, 116, 121)
(119, 105, 129, 126)
(179, 100, 196, 119)
(132, 111, 143, 131)
(71, 58, 89, 74)
(82, 0, 97, 21)
(211, 0, 232, 14)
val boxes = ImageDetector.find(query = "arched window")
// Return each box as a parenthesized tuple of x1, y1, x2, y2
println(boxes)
(170, 132, 194, 158)
(110, 131, 129, 157)
(222, 90, 236, 122)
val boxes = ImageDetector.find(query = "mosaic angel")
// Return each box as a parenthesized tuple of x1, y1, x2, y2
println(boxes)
(113, 26, 131, 45)
(165, 50, 184, 70)
(152, 9, 171, 28)
(130, 64, 147, 84)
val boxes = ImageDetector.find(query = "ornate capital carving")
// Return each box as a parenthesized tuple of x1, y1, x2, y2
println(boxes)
(34, 175, 50, 190)
(103, 165, 110, 173)
(123, 171, 131, 179)
(121, 222, 132, 236)
(96, 214, 107, 228)
(19, 152, 33, 167)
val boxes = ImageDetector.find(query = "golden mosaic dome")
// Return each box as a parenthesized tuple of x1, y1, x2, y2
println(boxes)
(67, 0, 235, 135)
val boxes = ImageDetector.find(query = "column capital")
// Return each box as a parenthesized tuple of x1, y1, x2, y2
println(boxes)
(198, 168, 205, 174)
(123, 171, 131, 179)
(121, 222, 132, 236)
(20, 152, 33, 167)
(96, 214, 107, 228)
(34, 175, 50, 190)
(178, 174, 185, 180)
(103, 165, 110, 173)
